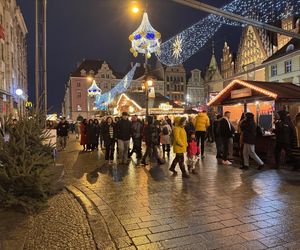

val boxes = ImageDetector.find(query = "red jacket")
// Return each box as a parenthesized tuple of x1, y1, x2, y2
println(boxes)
(80, 123, 87, 145)
(187, 139, 198, 156)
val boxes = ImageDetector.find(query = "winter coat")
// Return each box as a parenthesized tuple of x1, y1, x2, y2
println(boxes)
(194, 113, 210, 132)
(296, 121, 300, 147)
(80, 123, 87, 145)
(86, 124, 97, 144)
(116, 119, 132, 141)
(274, 120, 295, 145)
(94, 124, 101, 139)
(173, 117, 188, 154)
(219, 117, 235, 139)
(131, 121, 143, 139)
(241, 120, 257, 145)
(56, 122, 69, 137)
(187, 139, 198, 157)
(185, 122, 195, 140)
(161, 124, 172, 145)
(213, 119, 222, 138)
(102, 122, 116, 143)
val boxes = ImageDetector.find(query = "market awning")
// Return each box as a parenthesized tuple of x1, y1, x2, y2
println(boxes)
(208, 79, 300, 106)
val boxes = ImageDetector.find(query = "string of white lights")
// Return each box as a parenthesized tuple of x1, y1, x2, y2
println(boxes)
(157, 0, 300, 66)
(95, 64, 138, 110)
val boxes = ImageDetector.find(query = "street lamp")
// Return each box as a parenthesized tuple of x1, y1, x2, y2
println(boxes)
(142, 76, 154, 115)
(16, 88, 24, 116)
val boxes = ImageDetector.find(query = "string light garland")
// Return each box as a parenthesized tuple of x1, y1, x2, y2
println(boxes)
(95, 64, 138, 110)
(157, 0, 300, 66)
(207, 79, 278, 106)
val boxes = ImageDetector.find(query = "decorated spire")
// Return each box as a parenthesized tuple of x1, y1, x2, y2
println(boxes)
(129, 12, 161, 59)
(87, 80, 102, 97)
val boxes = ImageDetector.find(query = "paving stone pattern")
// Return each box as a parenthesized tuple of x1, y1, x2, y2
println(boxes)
(24, 190, 96, 250)
(60, 137, 300, 249)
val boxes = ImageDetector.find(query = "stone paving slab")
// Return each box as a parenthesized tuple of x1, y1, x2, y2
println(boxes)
(56, 136, 300, 249)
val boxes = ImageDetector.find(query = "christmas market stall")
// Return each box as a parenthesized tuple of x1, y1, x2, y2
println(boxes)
(208, 79, 300, 164)
(114, 92, 184, 118)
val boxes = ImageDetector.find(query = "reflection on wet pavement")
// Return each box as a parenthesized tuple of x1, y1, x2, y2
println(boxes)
(59, 137, 300, 249)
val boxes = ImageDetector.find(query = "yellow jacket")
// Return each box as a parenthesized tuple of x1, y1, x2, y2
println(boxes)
(173, 117, 188, 154)
(194, 113, 210, 132)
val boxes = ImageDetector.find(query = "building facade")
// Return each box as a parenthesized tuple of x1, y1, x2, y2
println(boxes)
(0, 0, 28, 117)
(186, 69, 204, 106)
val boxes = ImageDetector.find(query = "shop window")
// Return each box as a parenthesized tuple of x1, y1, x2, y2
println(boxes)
(271, 65, 277, 77)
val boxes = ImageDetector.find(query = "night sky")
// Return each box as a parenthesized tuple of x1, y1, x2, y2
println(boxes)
(17, 0, 241, 113)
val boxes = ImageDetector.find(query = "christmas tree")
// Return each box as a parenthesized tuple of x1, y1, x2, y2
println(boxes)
(0, 110, 59, 213)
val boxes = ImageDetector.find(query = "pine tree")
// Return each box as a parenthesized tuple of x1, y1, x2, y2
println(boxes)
(0, 110, 58, 213)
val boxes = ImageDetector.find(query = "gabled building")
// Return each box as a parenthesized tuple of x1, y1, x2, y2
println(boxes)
(186, 69, 205, 106)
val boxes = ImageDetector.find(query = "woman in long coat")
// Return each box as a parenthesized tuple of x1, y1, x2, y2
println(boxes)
(80, 119, 87, 151)
(93, 119, 101, 150)
(86, 119, 97, 151)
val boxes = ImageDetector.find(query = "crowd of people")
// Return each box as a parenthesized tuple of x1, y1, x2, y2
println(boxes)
(50, 108, 300, 178)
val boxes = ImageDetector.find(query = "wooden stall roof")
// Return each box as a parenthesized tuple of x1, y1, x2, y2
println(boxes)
(208, 79, 300, 106)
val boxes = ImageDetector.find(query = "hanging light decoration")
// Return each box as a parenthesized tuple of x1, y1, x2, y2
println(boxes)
(87, 80, 102, 97)
(129, 12, 162, 59)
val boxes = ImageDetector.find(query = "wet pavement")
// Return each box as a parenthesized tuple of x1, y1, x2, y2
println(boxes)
(59, 136, 300, 249)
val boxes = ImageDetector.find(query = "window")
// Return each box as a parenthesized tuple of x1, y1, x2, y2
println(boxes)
(167, 76, 169, 82)
(271, 65, 277, 77)
(106, 74, 109, 78)
(285, 60, 292, 73)
(181, 85, 184, 92)
(167, 84, 169, 91)
(181, 77, 183, 82)
(77, 82, 81, 87)
(77, 90, 82, 98)
(101, 74, 105, 78)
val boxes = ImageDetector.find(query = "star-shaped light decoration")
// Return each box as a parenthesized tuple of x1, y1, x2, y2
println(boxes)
(172, 35, 183, 60)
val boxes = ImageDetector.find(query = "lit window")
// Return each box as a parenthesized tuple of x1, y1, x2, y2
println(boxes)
(285, 60, 292, 73)
(271, 65, 277, 77)
(77, 90, 82, 98)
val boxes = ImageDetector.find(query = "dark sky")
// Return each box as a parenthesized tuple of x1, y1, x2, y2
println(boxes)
(17, 0, 241, 113)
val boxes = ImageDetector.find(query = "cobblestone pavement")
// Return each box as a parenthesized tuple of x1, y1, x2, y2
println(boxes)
(24, 190, 96, 250)
(60, 137, 300, 249)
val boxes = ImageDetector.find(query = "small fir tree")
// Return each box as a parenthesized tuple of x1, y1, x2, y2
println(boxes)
(0, 110, 57, 212)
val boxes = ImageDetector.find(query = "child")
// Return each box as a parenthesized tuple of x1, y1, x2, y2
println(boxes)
(187, 131, 198, 174)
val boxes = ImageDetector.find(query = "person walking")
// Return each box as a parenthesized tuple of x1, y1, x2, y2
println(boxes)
(141, 117, 152, 165)
(240, 112, 264, 170)
(161, 120, 172, 159)
(103, 117, 116, 164)
(93, 119, 101, 150)
(219, 111, 235, 165)
(237, 113, 246, 164)
(56, 117, 69, 151)
(194, 110, 210, 159)
(213, 114, 223, 159)
(86, 119, 96, 151)
(99, 118, 106, 149)
(169, 117, 189, 178)
(80, 119, 87, 151)
(274, 110, 296, 168)
(185, 116, 195, 141)
(187, 131, 198, 174)
(75, 121, 80, 139)
(116, 112, 132, 164)
(129, 115, 143, 160)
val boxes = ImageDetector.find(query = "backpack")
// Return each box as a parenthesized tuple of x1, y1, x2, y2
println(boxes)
(162, 126, 169, 135)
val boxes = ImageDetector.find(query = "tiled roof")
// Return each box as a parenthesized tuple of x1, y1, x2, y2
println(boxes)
(71, 59, 124, 78)
(264, 38, 300, 63)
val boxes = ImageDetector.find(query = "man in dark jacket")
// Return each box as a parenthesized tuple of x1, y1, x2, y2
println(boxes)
(274, 110, 296, 168)
(213, 114, 223, 158)
(129, 115, 143, 159)
(116, 112, 132, 164)
(185, 116, 195, 141)
(56, 117, 69, 150)
(219, 111, 235, 165)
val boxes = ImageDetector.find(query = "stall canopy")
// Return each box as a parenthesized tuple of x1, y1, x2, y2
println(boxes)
(208, 79, 300, 106)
